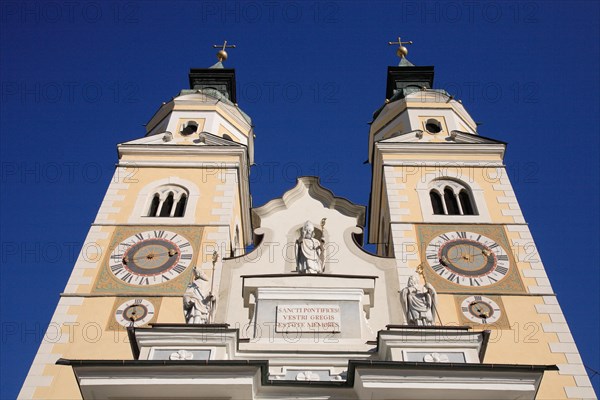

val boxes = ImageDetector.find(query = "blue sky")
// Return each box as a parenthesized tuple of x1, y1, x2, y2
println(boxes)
(1, 1, 598, 398)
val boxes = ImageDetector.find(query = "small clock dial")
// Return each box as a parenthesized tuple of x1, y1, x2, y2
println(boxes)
(109, 230, 193, 286)
(425, 231, 510, 287)
(461, 295, 501, 324)
(115, 298, 155, 327)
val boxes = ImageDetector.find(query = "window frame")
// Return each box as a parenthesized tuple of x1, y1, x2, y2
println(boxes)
(129, 178, 200, 225)
(416, 176, 490, 223)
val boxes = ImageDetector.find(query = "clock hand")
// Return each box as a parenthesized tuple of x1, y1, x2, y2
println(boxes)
(445, 253, 475, 262)
(123, 249, 178, 264)
(474, 306, 490, 318)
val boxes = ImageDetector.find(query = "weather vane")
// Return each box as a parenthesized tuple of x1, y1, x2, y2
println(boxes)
(388, 36, 413, 59)
(213, 40, 236, 63)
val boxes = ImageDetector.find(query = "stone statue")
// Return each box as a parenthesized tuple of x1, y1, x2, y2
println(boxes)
(183, 267, 214, 324)
(400, 275, 437, 326)
(295, 221, 324, 274)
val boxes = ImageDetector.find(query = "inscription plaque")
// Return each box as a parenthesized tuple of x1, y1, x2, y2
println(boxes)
(276, 304, 341, 332)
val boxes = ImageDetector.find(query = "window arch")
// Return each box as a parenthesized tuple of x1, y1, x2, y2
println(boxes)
(444, 187, 460, 215)
(174, 194, 187, 217)
(429, 191, 444, 215)
(428, 179, 477, 216)
(459, 190, 475, 215)
(146, 185, 189, 218)
(147, 194, 160, 217)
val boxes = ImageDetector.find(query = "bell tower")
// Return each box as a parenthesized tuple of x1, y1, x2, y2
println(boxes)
(368, 38, 595, 399)
(19, 44, 253, 399)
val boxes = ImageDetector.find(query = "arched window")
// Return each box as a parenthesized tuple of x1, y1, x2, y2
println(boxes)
(430, 191, 444, 215)
(148, 194, 160, 217)
(428, 179, 477, 216)
(444, 187, 460, 215)
(459, 190, 475, 215)
(146, 185, 189, 218)
(159, 192, 174, 217)
(173, 194, 187, 217)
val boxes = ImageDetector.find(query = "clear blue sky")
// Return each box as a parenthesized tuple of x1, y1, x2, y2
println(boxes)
(1, 1, 598, 398)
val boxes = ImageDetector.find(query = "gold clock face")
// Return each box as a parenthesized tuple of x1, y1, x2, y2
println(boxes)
(460, 295, 502, 324)
(426, 231, 510, 287)
(109, 230, 193, 286)
(115, 298, 155, 327)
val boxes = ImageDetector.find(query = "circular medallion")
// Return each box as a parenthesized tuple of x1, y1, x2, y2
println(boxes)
(115, 298, 155, 327)
(109, 230, 193, 286)
(425, 231, 510, 287)
(461, 295, 501, 324)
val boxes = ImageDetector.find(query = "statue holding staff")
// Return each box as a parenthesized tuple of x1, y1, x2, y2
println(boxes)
(400, 275, 437, 326)
(295, 220, 324, 274)
(183, 267, 214, 324)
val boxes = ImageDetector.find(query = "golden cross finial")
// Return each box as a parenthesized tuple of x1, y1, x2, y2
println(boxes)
(388, 36, 413, 58)
(213, 40, 236, 62)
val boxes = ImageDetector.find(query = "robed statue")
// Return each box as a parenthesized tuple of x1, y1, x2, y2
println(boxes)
(295, 220, 324, 274)
(400, 275, 437, 326)
(183, 267, 214, 324)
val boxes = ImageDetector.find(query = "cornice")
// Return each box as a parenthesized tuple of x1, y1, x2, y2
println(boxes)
(117, 144, 247, 158)
(375, 142, 506, 157)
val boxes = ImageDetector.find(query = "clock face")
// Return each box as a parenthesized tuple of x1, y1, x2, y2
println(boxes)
(109, 230, 193, 286)
(115, 298, 155, 327)
(461, 295, 501, 324)
(425, 231, 510, 287)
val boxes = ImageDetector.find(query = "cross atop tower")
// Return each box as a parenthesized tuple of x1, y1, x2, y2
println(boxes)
(213, 40, 236, 63)
(388, 36, 413, 59)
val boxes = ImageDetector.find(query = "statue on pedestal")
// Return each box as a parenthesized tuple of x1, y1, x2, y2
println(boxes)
(400, 275, 437, 326)
(183, 267, 214, 324)
(295, 220, 324, 274)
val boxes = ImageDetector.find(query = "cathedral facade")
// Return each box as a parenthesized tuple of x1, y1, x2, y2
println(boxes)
(19, 44, 596, 400)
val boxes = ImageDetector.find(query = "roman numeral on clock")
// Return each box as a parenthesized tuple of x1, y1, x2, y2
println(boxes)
(495, 266, 509, 275)
(110, 264, 124, 274)
(470, 278, 482, 286)
(173, 264, 187, 274)
(456, 231, 467, 238)
(109, 230, 194, 287)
